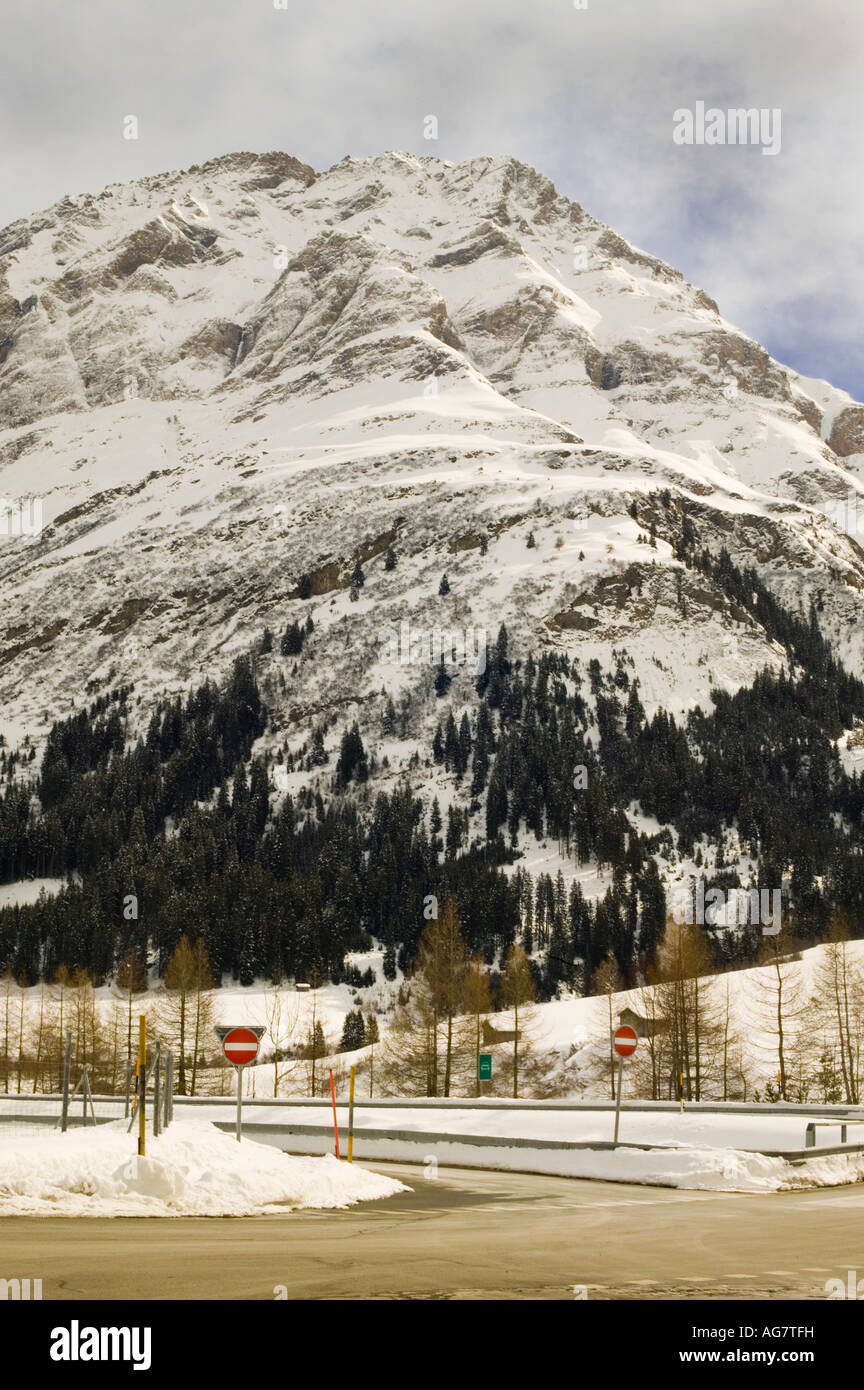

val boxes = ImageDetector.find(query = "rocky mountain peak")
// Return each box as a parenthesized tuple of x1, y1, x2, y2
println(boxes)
(0, 149, 862, 757)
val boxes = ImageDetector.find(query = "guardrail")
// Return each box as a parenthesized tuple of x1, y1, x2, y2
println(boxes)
(214, 1121, 864, 1169)
(804, 1119, 864, 1147)
(4, 1099, 864, 1169)
(4, 1093, 864, 1119)
(0, 1113, 115, 1129)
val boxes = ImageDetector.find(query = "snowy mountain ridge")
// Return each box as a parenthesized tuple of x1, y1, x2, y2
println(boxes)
(1, 147, 863, 765)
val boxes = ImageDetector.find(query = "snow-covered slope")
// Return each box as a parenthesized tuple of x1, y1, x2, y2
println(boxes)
(2, 148, 863, 752)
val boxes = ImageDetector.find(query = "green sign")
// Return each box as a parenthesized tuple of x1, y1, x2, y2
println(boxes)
(478, 1053, 492, 1081)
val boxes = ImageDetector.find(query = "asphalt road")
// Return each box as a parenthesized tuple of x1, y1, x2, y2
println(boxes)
(3, 1162, 864, 1300)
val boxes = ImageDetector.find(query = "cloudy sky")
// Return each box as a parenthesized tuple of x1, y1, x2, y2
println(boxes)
(2, 0, 861, 397)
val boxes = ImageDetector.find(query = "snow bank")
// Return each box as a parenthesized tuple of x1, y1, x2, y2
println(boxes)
(469, 1143, 790, 1192)
(541, 1143, 864, 1192)
(0, 1118, 407, 1217)
(253, 1126, 864, 1193)
(532, 1145, 864, 1192)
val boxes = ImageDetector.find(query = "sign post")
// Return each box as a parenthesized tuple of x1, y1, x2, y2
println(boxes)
(329, 1069, 340, 1158)
(152, 1041, 161, 1140)
(215, 1026, 264, 1142)
(612, 1025, 638, 1146)
(478, 1053, 492, 1083)
(347, 1066, 356, 1163)
(137, 1015, 147, 1157)
(60, 1031, 71, 1134)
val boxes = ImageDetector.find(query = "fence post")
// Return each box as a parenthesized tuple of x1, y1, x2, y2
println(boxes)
(153, 1042, 161, 1139)
(137, 1015, 146, 1158)
(164, 1053, 173, 1129)
(60, 1031, 71, 1133)
(329, 1069, 340, 1159)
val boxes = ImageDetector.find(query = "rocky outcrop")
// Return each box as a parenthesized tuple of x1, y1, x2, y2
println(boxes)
(697, 330, 791, 402)
(597, 228, 683, 283)
(828, 407, 864, 457)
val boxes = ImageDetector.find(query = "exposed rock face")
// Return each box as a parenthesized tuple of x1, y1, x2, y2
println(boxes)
(0, 148, 862, 746)
(596, 228, 683, 283)
(697, 331, 791, 403)
(828, 406, 864, 457)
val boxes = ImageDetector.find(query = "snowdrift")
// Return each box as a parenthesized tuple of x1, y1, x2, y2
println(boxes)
(0, 1118, 407, 1217)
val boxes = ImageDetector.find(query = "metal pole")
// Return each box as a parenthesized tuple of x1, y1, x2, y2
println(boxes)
(60, 1031, 71, 1133)
(153, 1042, 161, 1139)
(347, 1066, 356, 1163)
(164, 1053, 173, 1129)
(236, 1064, 242, 1142)
(124, 1058, 132, 1118)
(329, 1069, 340, 1158)
(137, 1014, 146, 1158)
(613, 1055, 624, 1146)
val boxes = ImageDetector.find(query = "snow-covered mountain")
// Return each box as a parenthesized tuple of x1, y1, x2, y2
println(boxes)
(2, 147, 863, 756)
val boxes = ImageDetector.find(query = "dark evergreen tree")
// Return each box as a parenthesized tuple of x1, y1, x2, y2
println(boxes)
(434, 658, 452, 698)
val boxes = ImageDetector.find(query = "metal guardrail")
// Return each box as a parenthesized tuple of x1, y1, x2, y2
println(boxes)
(216, 1121, 864, 1168)
(213, 1121, 667, 1154)
(3, 1098, 864, 1167)
(4, 1093, 864, 1119)
(804, 1119, 864, 1147)
(0, 1113, 115, 1129)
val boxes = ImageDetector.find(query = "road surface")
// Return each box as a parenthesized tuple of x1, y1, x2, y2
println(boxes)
(3, 1161, 863, 1300)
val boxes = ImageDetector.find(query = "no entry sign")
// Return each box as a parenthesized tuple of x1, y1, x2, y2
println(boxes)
(214, 1025, 266, 1142)
(612, 1025, 638, 1146)
(613, 1025, 638, 1058)
(221, 1027, 261, 1067)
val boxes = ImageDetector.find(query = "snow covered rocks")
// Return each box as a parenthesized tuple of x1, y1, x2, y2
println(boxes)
(0, 1118, 406, 1216)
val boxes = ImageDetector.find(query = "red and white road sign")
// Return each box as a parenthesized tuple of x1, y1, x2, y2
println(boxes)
(222, 1027, 260, 1067)
(613, 1025, 638, 1057)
